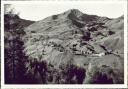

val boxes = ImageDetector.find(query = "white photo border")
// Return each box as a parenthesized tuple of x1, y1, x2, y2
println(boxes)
(1, 0, 128, 88)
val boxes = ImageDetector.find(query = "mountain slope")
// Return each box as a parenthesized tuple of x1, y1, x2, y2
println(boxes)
(22, 9, 124, 84)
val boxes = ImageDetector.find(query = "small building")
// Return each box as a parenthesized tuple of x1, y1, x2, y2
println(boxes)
(92, 52, 105, 57)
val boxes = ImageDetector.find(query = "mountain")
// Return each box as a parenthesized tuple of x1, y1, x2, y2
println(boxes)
(5, 9, 124, 84)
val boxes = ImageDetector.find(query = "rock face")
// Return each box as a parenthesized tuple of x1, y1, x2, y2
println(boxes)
(5, 9, 124, 84)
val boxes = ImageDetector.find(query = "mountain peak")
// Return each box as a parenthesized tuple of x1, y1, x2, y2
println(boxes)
(63, 9, 83, 17)
(61, 9, 84, 20)
(69, 9, 82, 13)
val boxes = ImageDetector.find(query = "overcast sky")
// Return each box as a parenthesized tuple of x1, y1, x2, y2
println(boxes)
(10, 1, 125, 21)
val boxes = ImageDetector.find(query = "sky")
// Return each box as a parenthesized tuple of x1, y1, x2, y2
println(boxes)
(9, 1, 125, 21)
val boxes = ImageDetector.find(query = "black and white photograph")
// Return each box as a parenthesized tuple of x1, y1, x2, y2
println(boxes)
(1, 0, 128, 88)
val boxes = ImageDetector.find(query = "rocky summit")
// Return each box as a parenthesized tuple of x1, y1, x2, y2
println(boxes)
(5, 9, 124, 84)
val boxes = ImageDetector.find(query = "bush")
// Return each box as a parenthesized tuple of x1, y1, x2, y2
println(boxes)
(108, 31, 115, 35)
(52, 15, 58, 20)
(86, 65, 123, 84)
(59, 59, 86, 84)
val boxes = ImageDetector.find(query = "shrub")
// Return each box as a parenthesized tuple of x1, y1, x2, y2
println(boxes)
(108, 31, 115, 35)
(52, 15, 58, 20)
